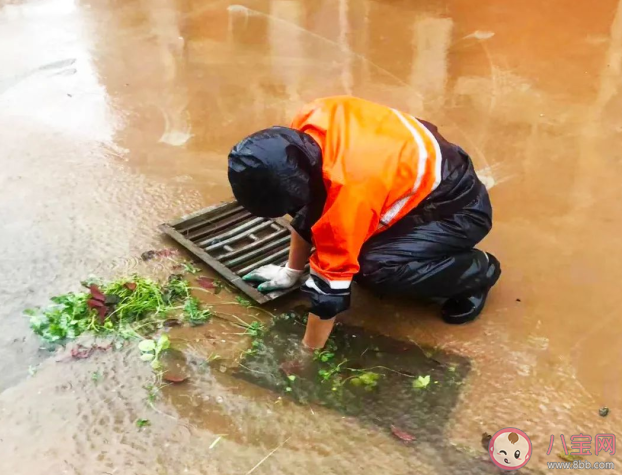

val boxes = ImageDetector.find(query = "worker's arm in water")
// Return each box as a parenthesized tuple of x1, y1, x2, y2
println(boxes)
(242, 230, 311, 291)
(301, 187, 380, 325)
(302, 313, 336, 349)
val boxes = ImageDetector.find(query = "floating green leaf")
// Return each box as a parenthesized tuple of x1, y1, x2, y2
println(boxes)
(412, 375, 431, 390)
(157, 334, 170, 351)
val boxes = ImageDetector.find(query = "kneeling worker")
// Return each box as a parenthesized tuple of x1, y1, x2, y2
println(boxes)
(228, 96, 501, 349)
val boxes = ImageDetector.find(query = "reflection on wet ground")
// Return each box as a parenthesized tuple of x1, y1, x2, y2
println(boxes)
(1, 0, 622, 473)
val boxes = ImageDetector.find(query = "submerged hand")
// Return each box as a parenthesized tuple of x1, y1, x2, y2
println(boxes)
(243, 265, 303, 292)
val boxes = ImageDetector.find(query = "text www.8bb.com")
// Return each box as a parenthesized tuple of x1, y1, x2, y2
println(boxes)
(547, 460, 615, 470)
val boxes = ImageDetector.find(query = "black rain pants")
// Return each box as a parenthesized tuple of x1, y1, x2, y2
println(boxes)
(355, 123, 493, 300)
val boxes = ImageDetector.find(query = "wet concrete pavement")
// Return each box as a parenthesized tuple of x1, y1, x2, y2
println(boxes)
(1, 0, 622, 473)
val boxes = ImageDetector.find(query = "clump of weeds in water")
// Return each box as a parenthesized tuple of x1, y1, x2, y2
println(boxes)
(25, 274, 215, 404)
(312, 338, 383, 393)
(348, 370, 381, 390)
(26, 275, 212, 345)
(183, 297, 212, 326)
(238, 320, 267, 357)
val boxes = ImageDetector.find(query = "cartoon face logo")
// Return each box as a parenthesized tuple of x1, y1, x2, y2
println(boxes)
(489, 428, 532, 470)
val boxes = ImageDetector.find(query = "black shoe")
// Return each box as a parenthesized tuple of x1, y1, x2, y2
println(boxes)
(441, 253, 501, 324)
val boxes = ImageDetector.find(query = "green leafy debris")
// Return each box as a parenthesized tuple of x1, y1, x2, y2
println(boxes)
(136, 419, 151, 429)
(412, 375, 431, 390)
(139, 334, 171, 370)
(349, 371, 381, 390)
(235, 295, 253, 308)
(183, 297, 212, 326)
(181, 262, 201, 274)
(26, 275, 212, 345)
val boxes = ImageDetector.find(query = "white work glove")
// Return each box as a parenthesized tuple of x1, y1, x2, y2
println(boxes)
(243, 265, 303, 292)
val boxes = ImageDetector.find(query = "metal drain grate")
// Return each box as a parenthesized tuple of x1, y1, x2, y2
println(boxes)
(159, 201, 307, 304)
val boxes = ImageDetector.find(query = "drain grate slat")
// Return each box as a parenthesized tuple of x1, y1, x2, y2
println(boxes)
(223, 235, 291, 267)
(219, 229, 289, 260)
(235, 247, 290, 276)
(204, 220, 274, 252)
(185, 211, 252, 241)
(178, 205, 246, 234)
(197, 217, 265, 247)
(160, 200, 307, 304)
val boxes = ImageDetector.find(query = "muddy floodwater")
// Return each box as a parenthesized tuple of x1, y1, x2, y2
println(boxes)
(2, 0, 622, 473)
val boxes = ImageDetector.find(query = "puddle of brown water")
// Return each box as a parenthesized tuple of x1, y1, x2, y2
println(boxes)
(2, 0, 622, 473)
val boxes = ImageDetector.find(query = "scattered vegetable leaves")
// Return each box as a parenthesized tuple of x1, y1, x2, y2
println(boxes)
(27, 275, 212, 345)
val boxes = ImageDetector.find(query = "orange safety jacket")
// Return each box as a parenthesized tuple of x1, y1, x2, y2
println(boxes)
(290, 96, 443, 291)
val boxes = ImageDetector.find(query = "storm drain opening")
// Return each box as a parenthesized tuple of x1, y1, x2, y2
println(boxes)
(159, 201, 309, 304)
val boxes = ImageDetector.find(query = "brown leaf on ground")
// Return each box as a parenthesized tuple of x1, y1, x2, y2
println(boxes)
(163, 372, 189, 384)
(89, 285, 106, 302)
(390, 425, 416, 442)
(87, 298, 105, 308)
(71, 345, 94, 359)
(197, 276, 215, 289)
(96, 306, 108, 322)
(125, 282, 137, 291)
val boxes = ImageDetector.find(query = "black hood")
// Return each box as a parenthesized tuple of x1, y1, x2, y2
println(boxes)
(228, 126, 323, 218)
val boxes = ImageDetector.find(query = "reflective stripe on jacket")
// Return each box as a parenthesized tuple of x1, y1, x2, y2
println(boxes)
(290, 96, 443, 293)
